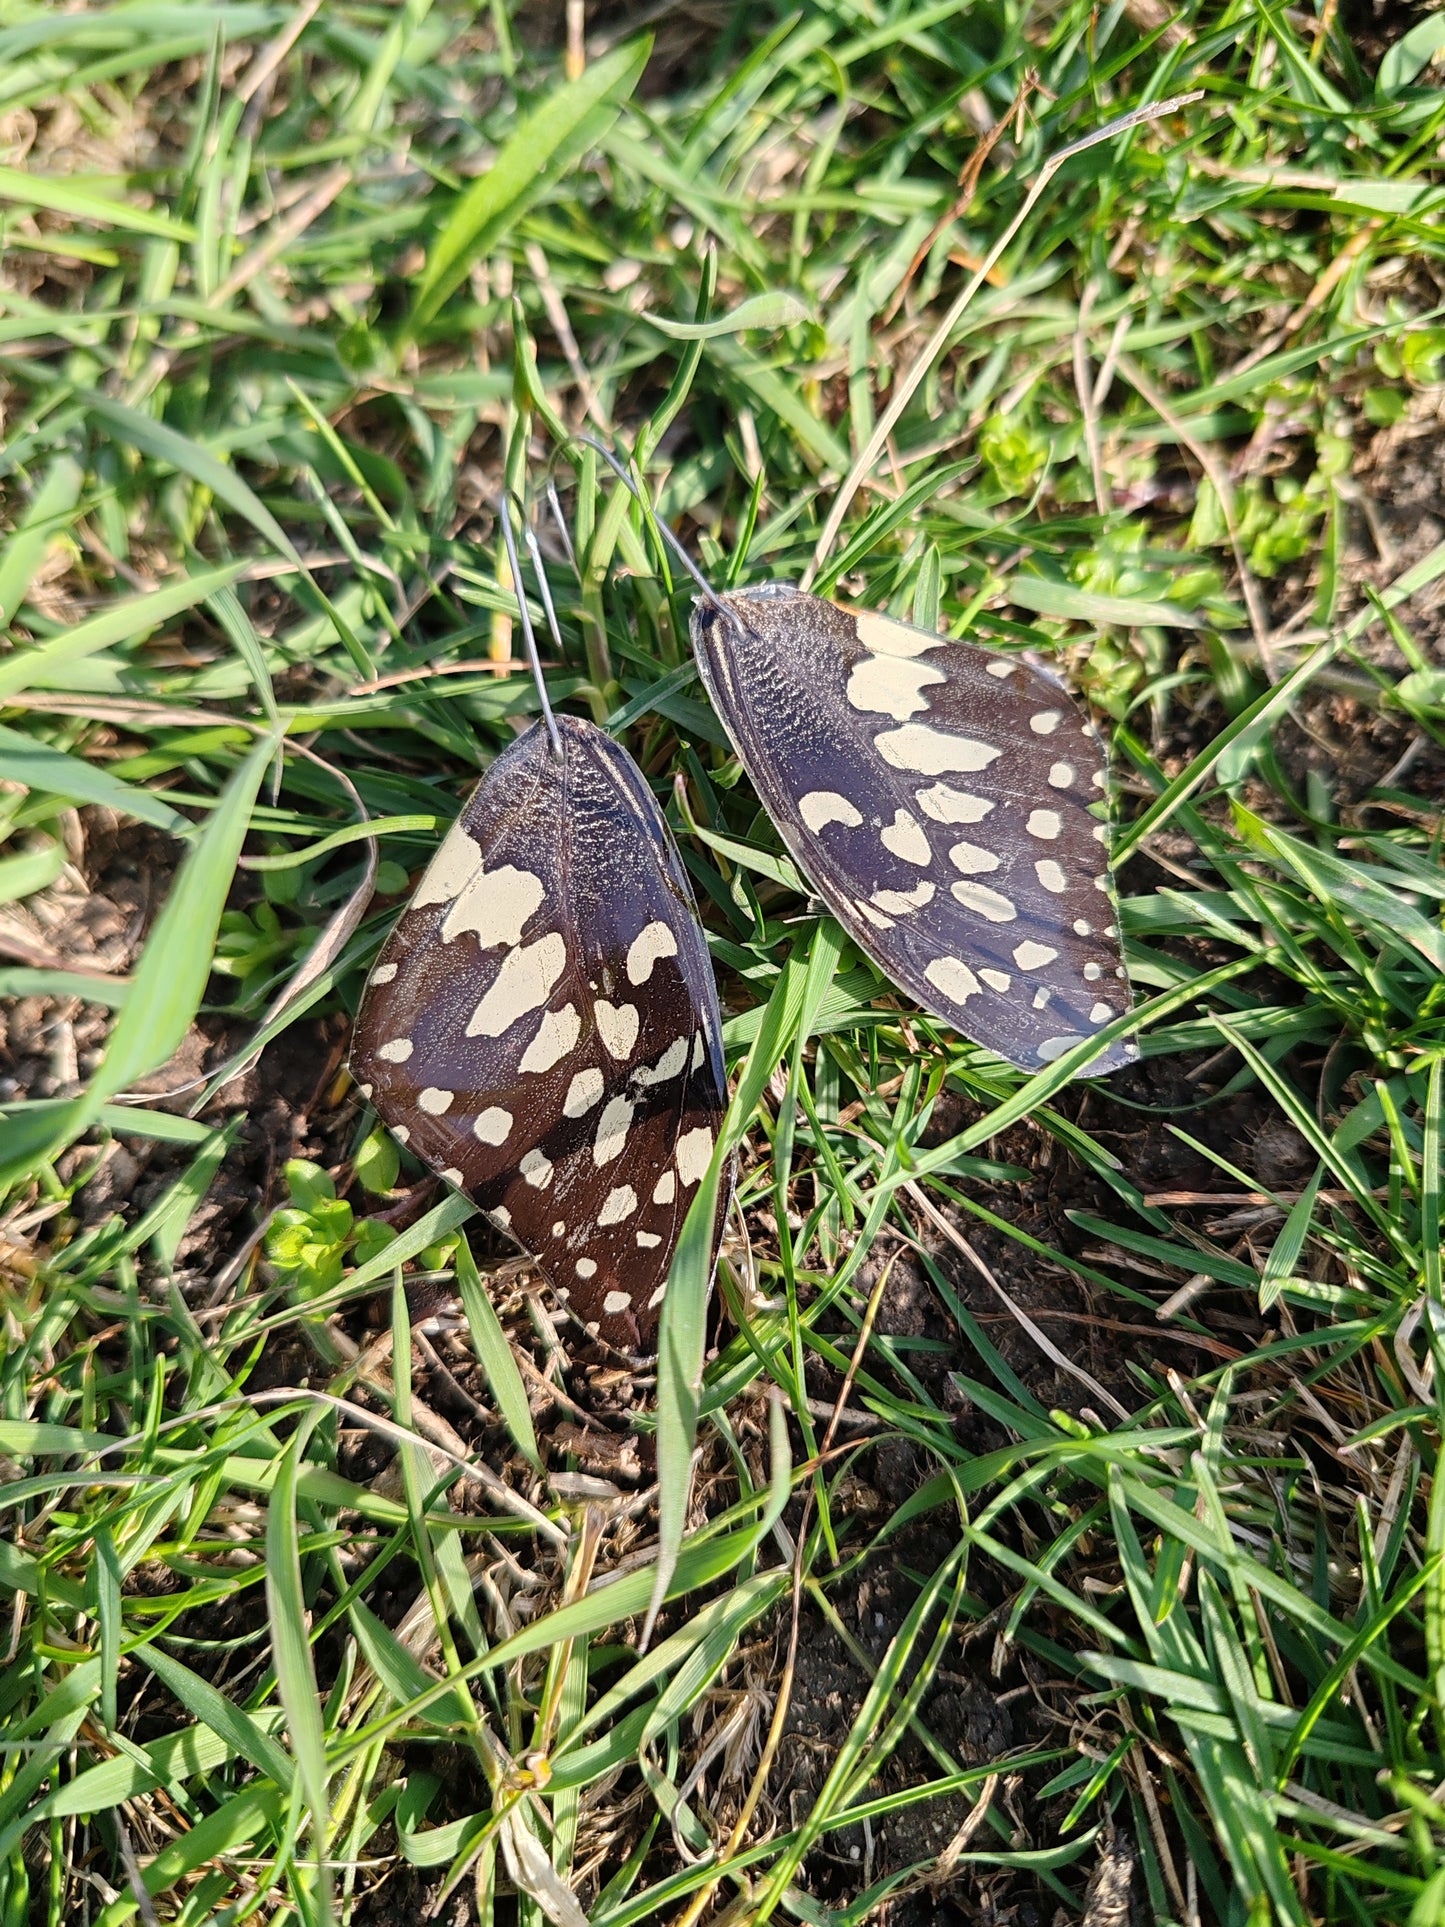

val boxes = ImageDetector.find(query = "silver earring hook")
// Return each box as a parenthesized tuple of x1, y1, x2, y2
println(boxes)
(564, 433, 740, 627)
(497, 492, 563, 760)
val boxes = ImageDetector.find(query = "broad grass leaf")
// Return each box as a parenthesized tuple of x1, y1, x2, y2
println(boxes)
(0, 725, 189, 835)
(265, 1406, 334, 1924)
(139, 1646, 293, 1787)
(642, 291, 808, 338)
(412, 38, 651, 329)
(455, 1235, 542, 1472)
(0, 835, 64, 904)
(0, 557, 250, 701)
(0, 165, 194, 241)
(84, 394, 300, 563)
(0, 453, 83, 624)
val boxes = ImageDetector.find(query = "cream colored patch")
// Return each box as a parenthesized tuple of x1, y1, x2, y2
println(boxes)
(872, 880, 935, 915)
(1029, 710, 1062, 736)
(924, 955, 982, 1004)
(377, 1037, 413, 1063)
(799, 789, 863, 834)
(676, 1125, 714, 1186)
(915, 782, 994, 825)
(370, 961, 397, 984)
(473, 1106, 512, 1145)
(466, 933, 567, 1037)
(1084, 962, 1102, 981)
(1074, 919, 1093, 936)
(413, 822, 482, 907)
(441, 864, 545, 948)
(441, 1167, 464, 1186)
(357, 1083, 373, 1099)
(1090, 1002, 1114, 1024)
(855, 610, 937, 658)
(1093, 824, 1109, 843)
(1048, 761, 1075, 789)
(1035, 859, 1067, 894)
(980, 968, 1010, 992)
(856, 898, 896, 930)
(1037, 1034, 1085, 1061)
(593, 1096, 634, 1165)
(603, 1288, 632, 1313)
(690, 1034, 706, 1070)
(653, 1170, 676, 1205)
(950, 880, 1017, 922)
(985, 658, 1013, 678)
(634, 1035, 689, 1087)
(636, 1231, 662, 1249)
(1094, 874, 1111, 891)
(520, 1148, 553, 1188)
(1032, 987, 1052, 1010)
(948, 839, 999, 876)
(595, 1000, 640, 1061)
(1092, 768, 1107, 789)
(552, 1221, 565, 1237)
(490, 1205, 511, 1229)
(1013, 941, 1059, 970)
(846, 651, 945, 721)
(575, 1257, 597, 1279)
(1026, 809, 1061, 840)
(627, 919, 678, 986)
(393, 1125, 410, 1143)
(519, 1002, 581, 1074)
(598, 1185, 638, 1225)
(564, 1068, 604, 1117)
(418, 1087, 453, 1115)
(880, 808, 932, 866)
(875, 724, 1001, 775)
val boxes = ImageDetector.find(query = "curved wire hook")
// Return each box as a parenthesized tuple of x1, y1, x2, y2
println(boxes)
(496, 491, 563, 759)
(553, 432, 742, 631)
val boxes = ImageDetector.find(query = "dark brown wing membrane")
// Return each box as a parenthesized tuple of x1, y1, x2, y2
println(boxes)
(690, 586, 1134, 1075)
(351, 716, 728, 1350)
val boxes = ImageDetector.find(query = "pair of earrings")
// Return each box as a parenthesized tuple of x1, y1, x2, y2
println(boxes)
(351, 461, 1134, 1350)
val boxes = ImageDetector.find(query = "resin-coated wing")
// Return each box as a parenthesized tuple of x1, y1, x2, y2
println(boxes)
(690, 585, 1134, 1075)
(351, 715, 729, 1351)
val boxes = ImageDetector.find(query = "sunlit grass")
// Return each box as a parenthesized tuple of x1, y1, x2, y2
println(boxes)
(2, 3, 1445, 1924)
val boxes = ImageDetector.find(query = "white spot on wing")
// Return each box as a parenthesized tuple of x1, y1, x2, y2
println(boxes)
(603, 1288, 632, 1313)
(653, 1171, 676, 1205)
(874, 723, 1002, 775)
(1038, 1034, 1085, 1061)
(595, 1000, 640, 1060)
(1073, 919, 1092, 936)
(854, 611, 938, 658)
(856, 899, 896, 929)
(370, 962, 397, 984)
(392, 1125, 410, 1143)
(633, 1036, 688, 1087)
(924, 956, 982, 1004)
(575, 1257, 597, 1279)
(1026, 809, 1061, 840)
(357, 1083, 373, 1099)
(949, 839, 999, 875)
(1048, 762, 1075, 789)
(473, 1106, 512, 1145)
(1029, 710, 1062, 736)
(951, 880, 1017, 922)
(636, 1231, 662, 1249)
(377, 1037, 413, 1063)
(564, 1068, 604, 1117)
(872, 880, 935, 914)
(799, 790, 864, 834)
(594, 1096, 634, 1165)
(520, 1148, 553, 1188)
(466, 933, 567, 1037)
(441, 1167, 464, 1186)
(442, 864, 545, 949)
(846, 652, 945, 720)
(1090, 1002, 1114, 1024)
(1035, 859, 1067, 894)
(490, 1205, 511, 1229)
(676, 1126, 714, 1186)
(413, 822, 482, 907)
(519, 1002, 581, 1074)
(1084, 962, 1102, 981)
(881, 809, 932, 866)
(418, 1087, 454, 1115)
(915, 783, 994, 825)
(980, 968, 1010, 992)
(986, 658, 1013, 678)
(627, 920, 678, 986)
(1014, 941, 1059, 970)
(598, 1185, 638, 1225)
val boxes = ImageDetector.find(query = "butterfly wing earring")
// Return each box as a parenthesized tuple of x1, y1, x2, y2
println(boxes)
(689, 585, 1134, 1075)
(350, 500, 729, 1352)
